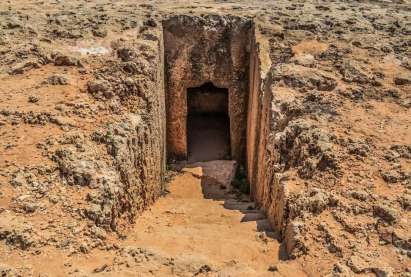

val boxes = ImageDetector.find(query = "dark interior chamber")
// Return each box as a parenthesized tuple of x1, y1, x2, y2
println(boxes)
(187, 82, 231, 162)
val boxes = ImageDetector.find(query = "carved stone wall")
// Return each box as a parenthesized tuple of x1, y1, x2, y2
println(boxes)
(163, 15, 253, 162)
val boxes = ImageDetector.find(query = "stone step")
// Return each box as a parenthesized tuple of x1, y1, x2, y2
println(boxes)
(181, 160, 238, 189)
(241, 212, 266, 222)
(223, 200, 255, 211)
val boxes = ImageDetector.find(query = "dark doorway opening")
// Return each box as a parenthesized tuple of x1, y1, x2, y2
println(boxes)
(187, 82, 231, 162)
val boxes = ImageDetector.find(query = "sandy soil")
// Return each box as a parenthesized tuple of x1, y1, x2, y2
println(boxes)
(0, 0, 410, 276)
(1, 167, 306, 276)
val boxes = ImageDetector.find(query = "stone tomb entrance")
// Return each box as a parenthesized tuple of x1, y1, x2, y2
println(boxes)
(187, 82, 230, 162)
(163, 15, 254, 164)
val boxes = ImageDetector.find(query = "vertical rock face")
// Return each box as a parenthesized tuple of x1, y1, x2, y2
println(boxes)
(163, 15, 253, 163)
(246, 30, 272, 198)
(104, 31, 167, 228)
(81, 27, 167, 230)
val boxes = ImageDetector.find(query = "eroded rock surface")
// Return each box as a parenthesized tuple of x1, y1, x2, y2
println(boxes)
(0, 0, 410, 276)
(182, 160, 237, 189)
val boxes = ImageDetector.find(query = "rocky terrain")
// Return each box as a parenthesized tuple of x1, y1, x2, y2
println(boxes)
(0, 0, 410, 276)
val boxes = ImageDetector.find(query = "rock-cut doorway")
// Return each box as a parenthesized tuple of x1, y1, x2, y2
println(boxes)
(186, 82, 231, 163)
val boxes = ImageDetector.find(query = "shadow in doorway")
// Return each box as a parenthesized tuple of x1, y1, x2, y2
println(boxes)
(187, 82, 231, 163)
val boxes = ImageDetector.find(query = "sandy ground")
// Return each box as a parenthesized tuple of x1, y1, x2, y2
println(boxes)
(122, 168, 307, 276)
(2, 167, 306, 276)
(0, 0, 410, 276)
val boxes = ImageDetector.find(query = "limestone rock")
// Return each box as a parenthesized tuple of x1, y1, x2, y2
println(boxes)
(284, 221, 308, 258)
(182, 160, 237, 189)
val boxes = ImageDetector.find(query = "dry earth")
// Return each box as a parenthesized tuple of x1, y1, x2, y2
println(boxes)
(0, 0, 410, 276)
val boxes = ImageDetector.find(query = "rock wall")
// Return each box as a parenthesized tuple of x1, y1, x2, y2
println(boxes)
(247, 66, 287, 235)
(246, 27, 271, 199)
(163, 15, 253, 162)
(247, 26, 332, 256)
(79, 26, 166, 230)
(248, 48, 344, 258)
